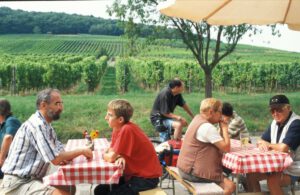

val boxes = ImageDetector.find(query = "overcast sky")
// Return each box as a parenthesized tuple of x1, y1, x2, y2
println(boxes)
(1, 0, 300, 53)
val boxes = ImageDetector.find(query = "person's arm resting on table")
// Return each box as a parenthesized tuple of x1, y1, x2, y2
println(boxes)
(257, 122, 298, 153)
(103, 148, 119, 162)
(268, 143, 289, 152)
(51, 148, 93, 165)
(257, 139, 289, 153)
(103, 148, 125, 168)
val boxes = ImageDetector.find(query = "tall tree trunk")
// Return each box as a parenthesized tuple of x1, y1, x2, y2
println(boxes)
(204, 69, 213, 98)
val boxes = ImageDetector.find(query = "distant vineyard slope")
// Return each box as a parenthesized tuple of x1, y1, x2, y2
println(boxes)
(0, 34, 126, 57)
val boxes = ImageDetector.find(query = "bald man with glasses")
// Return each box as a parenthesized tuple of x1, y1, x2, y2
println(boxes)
(246, 94, 300, 194)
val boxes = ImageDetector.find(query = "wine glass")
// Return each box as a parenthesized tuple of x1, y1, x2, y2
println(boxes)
(240, 132, 250, 150)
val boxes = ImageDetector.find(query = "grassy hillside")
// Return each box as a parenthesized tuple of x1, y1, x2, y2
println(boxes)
(0, 34, 126, 56)
(5, 92, 300, 143)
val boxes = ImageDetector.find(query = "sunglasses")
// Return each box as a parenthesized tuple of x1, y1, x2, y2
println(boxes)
(269, 106, 286, 114)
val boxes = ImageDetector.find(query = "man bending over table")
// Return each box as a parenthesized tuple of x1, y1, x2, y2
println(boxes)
(0, 88, 93, 195)
(247, 94, 300, 194)
(177, 98, 235, 195)
(94, 99, 162, 195)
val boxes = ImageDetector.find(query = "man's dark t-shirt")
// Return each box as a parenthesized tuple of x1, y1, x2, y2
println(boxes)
(150, 87, 185, 123)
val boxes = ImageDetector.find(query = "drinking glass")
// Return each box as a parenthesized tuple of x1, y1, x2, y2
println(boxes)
(240, 132, 250, 150)
(250, 136, 258, 147)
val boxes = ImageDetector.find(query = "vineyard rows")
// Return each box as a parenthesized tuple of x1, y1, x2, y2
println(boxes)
(0, 35, 126, 57)
(1, 53, 300, 95)
(1, 35, 300, 95)
(1, 35, 299, 63)
(0, 54, 108, 94)
(115, 58, 300, 93)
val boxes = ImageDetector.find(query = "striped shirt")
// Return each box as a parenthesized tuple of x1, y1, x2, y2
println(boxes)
(1, 111, 64, 179)
(228, 112, 248, 139)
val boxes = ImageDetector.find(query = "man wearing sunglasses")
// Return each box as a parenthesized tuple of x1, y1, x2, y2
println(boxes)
(247, 94, 300, 194)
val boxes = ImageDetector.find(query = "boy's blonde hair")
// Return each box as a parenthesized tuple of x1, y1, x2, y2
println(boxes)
(200, 98, 222, 114)
(107, 99, 133, 123)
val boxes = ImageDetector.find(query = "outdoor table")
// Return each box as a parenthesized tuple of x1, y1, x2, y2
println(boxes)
(43, 138, 123, 186)
(222, 139, 293, 194)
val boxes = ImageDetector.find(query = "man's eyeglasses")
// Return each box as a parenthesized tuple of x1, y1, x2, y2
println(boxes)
(269, 107, 285, 114)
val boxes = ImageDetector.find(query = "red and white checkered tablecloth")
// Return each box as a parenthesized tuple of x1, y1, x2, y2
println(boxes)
(43, 138, 123, 186)
(222, 139, 293, 174)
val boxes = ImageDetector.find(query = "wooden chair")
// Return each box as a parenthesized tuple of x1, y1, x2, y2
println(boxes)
(165, 166, 223, 195)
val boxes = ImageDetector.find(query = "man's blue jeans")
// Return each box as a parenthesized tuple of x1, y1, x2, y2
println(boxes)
(159, 119, 174, 142)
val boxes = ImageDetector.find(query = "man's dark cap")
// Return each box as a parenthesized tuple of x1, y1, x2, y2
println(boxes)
(269, 95, 289, 106)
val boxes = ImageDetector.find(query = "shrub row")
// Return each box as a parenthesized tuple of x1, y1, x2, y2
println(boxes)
(0, 54, 108, 93)
(115, 57, 300, 93)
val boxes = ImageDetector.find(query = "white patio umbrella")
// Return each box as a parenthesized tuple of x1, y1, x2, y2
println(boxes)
(158, 0, 300, 31)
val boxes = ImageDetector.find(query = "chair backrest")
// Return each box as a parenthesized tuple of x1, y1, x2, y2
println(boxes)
(166, 166, 224, 195)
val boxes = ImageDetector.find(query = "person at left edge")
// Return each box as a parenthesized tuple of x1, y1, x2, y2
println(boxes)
(0, 99, 21, 179)
(0, 88, 93, 195)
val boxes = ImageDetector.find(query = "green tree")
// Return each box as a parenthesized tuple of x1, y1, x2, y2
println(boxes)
(108, 0, 278, 97)
(32, 26, 41, 34)
(124, 18, 140, 57)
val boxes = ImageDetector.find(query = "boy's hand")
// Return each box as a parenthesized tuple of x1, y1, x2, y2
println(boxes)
(115, 156, 126, 170)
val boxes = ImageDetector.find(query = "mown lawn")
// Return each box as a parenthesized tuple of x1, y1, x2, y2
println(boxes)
(5, 91, 300, 143)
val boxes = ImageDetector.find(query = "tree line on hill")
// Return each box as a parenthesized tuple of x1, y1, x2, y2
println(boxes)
(0, 7, 180, 39)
